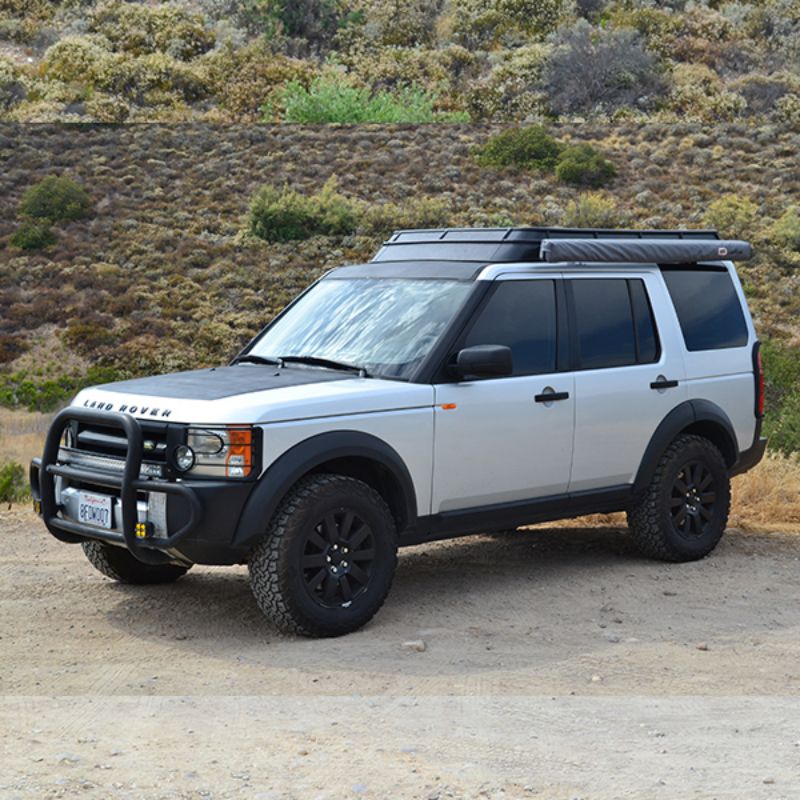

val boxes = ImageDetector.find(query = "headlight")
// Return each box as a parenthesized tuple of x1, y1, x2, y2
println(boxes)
(184, 426, 257, 479)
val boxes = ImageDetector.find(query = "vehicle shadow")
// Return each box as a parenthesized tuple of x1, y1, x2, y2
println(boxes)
(102, 526, 633, 640)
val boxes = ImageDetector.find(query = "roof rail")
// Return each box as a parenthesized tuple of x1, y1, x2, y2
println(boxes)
(372, 227, 728, 264)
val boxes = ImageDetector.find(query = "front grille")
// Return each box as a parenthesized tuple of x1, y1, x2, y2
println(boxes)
(63, 419, 175, 479)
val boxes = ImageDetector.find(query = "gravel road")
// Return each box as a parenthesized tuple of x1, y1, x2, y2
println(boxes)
(2, 509, 800, 798)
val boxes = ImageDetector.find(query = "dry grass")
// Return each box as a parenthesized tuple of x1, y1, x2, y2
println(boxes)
(0, 407, 51, 466)
(730, 453, 800, 530)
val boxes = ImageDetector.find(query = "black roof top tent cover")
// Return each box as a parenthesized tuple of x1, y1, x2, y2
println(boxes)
(371, 227, 753, 265)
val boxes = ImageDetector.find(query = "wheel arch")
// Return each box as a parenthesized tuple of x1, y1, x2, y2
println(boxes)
(633, 400, 739, 496)
(232, 430, 418, 551)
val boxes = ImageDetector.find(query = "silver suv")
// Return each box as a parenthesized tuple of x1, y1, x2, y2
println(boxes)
(31, 228, 766, 636)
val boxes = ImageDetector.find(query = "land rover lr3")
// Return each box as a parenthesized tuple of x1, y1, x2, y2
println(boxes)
(31, 227, 767, 637)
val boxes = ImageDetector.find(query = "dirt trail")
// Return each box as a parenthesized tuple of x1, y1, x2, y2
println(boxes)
(2, 510, 800, 798)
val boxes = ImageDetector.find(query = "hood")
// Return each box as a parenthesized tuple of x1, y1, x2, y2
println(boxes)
(72, 364, 434, 425)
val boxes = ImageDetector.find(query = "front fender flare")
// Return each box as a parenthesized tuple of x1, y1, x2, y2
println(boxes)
(231, 430, 418, 551)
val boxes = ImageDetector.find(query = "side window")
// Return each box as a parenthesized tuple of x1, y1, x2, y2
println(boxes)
(570, 278, 660, 369)
(661, 267, 748, 351)
(462, 280, 557, 376)
(571, 279, 637, 369)
(629, 279, 660, 363)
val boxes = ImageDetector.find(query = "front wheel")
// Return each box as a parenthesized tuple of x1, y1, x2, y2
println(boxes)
(249, 474, 398, 637)
(627, 434, 731, 562)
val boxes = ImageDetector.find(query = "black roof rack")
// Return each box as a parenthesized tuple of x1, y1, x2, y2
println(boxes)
(371, 226, 736, 265)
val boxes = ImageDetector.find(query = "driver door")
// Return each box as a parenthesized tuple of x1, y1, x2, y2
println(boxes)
(431, 277, 575, 514)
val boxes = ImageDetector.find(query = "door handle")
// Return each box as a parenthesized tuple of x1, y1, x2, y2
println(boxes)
(650, 377, 679, 390)
(535, 390, 570, 403)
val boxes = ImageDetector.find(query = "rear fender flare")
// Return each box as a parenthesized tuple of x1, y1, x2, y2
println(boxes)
(633, 400, 738, 496)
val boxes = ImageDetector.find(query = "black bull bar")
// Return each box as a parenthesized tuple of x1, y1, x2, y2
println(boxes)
(31, 407, 201, 565)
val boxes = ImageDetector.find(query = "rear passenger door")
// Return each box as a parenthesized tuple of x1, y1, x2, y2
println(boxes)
(567, 271, 688, 492)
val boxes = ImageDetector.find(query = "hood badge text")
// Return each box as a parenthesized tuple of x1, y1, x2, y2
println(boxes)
(83, 398, 172, 418)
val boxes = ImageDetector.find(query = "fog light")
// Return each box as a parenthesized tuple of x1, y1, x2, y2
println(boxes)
(135, 521, 154, 539)
(174, 444, 195, 472)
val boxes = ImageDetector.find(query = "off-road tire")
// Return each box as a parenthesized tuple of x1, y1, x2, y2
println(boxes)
(81, 540, 190, 584)
(627, 434, 731, 562)
(249, 473, 398, 637)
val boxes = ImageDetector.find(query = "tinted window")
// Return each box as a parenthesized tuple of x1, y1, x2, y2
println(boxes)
(463, 280, 556, 375)
(572, 279, 636, 369)
(629, 279, 659, 363)
(661, 268, 748, 351)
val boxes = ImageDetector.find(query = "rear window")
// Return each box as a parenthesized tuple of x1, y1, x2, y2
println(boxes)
(661, 267, 748, 351)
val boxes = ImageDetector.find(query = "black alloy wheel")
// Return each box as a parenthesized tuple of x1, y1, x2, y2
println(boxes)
(670, 460, 717, 539)
(302, 509, 376, 608)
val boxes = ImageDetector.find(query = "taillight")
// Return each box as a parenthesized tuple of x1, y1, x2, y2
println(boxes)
(754, 342, 765, 418)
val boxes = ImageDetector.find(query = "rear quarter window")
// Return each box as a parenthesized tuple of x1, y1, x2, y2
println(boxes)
(661, 267, 748, 351)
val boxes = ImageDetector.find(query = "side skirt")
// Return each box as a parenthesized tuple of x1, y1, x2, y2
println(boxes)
(400, 485, 633, 547)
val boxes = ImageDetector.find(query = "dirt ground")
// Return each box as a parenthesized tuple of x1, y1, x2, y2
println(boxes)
(2, 508, 800, 799)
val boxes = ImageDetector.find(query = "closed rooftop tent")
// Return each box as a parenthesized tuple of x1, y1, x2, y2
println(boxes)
(372, 226, 754, 266)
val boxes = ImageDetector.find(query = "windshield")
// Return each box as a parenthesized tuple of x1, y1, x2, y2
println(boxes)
(247, 277, 473, 380)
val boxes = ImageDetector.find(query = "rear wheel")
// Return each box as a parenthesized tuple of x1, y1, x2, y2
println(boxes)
(81, 540, 190, 584)
(249, 473, 397, 637)
(627, 434, 730, 562)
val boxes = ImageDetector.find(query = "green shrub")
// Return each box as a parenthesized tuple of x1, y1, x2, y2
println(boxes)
(274, 75, 467, 123)
(89, 1, 215, 59)
(771, 206, 800, 251)
(474, 125, 561, 171)
(9, 219, 56, 249)
(19, 175, 91, 222)
(248, 176, 359, 242)
(555, 143, 616, 188)
(41, 35, 116, 85)
(108, 53, 208, 103)
(0, 366, 124, 413)
(703, 194, 759, 239)
(451, 0, 568, 48)
(0, 462, 28, 505)
(359, 196, 452, 237)
(761, 338, 800, 455)
(562, 192, 621, 227)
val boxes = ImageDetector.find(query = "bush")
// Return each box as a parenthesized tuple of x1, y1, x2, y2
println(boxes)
(543, 20, 667, 116)
(359, 196, 452, 237)
(41, 35, 116, 85)
(248, 176, 359, 242)
(108, 53, 208, 103)
(0, 462, 28, 505)
(703, 194, 758, 239)
(474, 125, 561, 170)
(19, 175, 91, 222)
(89, 1, 215, 59)
(771, 206, 800, 251)
(9, 219, 56, 249)
(762, 339, 800, 455)
(667, 64, 746, 122)
(363, 0, 443, 47)
(562, 192, 622, 227)
(275, 75, 467, 122)
(555, 143, 616, 188)
(451, 0, 568, 48)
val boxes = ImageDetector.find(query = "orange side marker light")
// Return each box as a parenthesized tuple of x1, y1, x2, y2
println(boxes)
(440, 403, 458, 410)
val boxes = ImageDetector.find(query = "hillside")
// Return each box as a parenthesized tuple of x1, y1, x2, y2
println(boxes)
(1, 122, 799, 427)
(0, 0, 798, 123)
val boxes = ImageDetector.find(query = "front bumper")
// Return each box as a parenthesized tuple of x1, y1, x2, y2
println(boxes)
(31, 407, 253, 565)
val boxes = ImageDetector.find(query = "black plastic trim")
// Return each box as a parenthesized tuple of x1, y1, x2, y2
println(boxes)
(404, 485, 633, 546)
(633, 400, 738, 495)
(650, 379, 679, 390)
(232, 430, 418, 550)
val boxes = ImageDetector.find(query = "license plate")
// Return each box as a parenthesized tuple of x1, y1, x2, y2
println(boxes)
(77, 492, 113, 530)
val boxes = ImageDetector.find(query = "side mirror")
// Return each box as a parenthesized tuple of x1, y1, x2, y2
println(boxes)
(454, 345, 513, 379)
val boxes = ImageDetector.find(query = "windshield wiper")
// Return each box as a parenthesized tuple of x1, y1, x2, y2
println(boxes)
(279, 355, 369, 377)
(233, 354, 281, 366)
